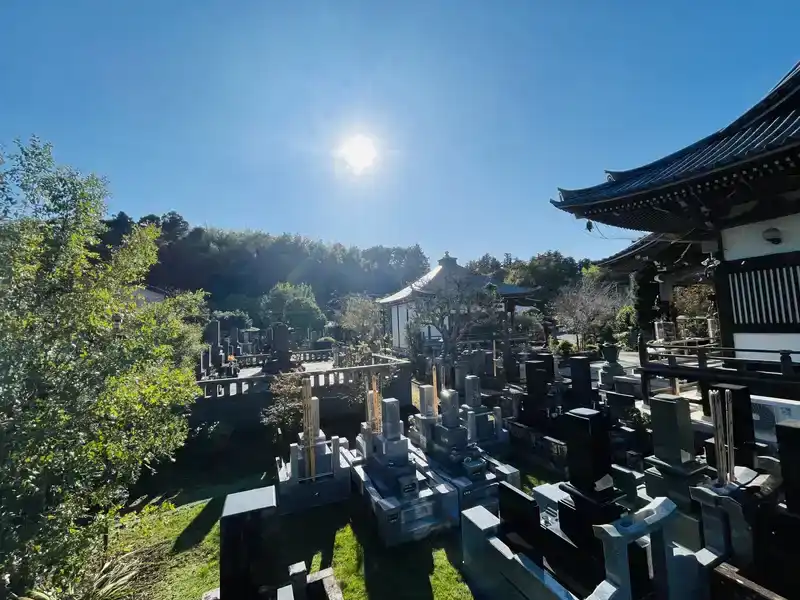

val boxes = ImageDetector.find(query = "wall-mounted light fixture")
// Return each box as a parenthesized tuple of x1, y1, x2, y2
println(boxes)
(763, 227, 783, 245)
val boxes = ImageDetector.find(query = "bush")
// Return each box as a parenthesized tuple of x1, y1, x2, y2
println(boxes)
(614, 331, 635, 350)
(614, 305, 636, 333)
(313, 336, 336, 349)
(550, 339, 574, 357)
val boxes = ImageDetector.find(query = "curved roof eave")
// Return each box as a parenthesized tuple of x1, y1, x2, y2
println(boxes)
(554, 60, 800, 208)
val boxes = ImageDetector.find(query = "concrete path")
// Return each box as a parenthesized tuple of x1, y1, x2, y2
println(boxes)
(302, 360, 334, 373)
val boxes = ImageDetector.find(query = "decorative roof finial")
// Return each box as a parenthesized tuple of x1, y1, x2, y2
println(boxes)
(438, 252, 457, 267)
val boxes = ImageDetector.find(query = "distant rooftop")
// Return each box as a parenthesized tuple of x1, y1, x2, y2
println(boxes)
(377, 253, 537, 306)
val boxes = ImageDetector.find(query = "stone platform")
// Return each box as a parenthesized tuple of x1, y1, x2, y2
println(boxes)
(340, 396, 458, 546)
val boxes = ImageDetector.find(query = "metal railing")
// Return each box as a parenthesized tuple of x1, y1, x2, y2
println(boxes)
(637, 335, 800, 405)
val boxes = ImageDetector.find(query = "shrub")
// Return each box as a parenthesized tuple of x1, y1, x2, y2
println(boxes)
(614, 305, 636, 333)
(551, 339, 574, 356)
(313, 336, 336, 350)
(614, 331, 635, 350)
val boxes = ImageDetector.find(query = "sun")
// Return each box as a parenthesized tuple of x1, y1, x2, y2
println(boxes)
(337, 134, 377, 174)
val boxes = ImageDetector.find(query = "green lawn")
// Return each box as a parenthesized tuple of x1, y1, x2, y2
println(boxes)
(114, 388, 555, 599)
(113, 495, 475, 600)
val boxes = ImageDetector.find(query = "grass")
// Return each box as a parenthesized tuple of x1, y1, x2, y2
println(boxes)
(113, 384, 554, 599)
(113, 495, 475, 600)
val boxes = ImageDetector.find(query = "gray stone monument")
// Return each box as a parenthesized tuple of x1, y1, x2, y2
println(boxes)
(276, 378, 351, 513)
(459, 375, 509, 455)
(340, 394, 457, 546)
(598, 343, 626, 390)
(642, 394, 708, 551)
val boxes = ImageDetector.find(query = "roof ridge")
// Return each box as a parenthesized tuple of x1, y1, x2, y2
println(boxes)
(566, 60, 800, 191)
(556, 60, 800, 204)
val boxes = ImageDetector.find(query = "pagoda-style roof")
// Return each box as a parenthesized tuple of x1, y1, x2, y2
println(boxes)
(552, 61, 800, 233)
(377, 253, 537, 306)
(593, 232, 710, 284)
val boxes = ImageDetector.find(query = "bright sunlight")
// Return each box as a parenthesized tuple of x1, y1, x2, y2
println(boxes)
(337, 134, 377, 175)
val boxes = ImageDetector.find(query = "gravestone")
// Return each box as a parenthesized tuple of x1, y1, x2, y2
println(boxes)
(644, 393, 707, 550)
(604, 390, 636, 423)
(557, 408, 624, 551)
(567, 356, 593, 409)
(529, 351, 555, 383)
(272, 323, 291, 370)
(219, 486, 280, 600)
(460, 375, 509, 453)
(204, 319, 221, 346)
(598, 343, 626, 390)
(704, 384, 764, 470)
(407, 384, 519, 518)
(342, 394, 457, 546)
(276, 379, 351, 513)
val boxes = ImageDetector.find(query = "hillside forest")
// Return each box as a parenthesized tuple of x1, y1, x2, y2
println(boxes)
(103, 211, 606, 329)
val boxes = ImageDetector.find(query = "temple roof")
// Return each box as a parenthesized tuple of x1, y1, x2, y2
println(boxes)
(377, 253, 537, 306)
(593, 231, 711, 284)
(552, 61, 800, 226)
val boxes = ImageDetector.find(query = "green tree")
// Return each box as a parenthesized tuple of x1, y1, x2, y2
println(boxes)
(0, 139, 204, 594)
(466, 253, 506, 281)
(632, 264, 659, 338)
(260, 282, 325, 333)
(211, 309, 253, 332)
(673, 284, 713, 317)
(339, 293, 386, 349)
(507, 251, 585, 313)
(409, 274, 502, 368)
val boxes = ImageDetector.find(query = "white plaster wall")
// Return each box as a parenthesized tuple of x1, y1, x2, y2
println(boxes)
(721, 213, 800, 261)
(397, 302, 409, 349)
(733, 332, 800, 362)
(389, 301, 449, 348)
(390, 305, 400, 348)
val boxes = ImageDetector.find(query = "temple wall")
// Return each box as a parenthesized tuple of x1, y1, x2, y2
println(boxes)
(389, 302, 442, 349)
(733, 332, 800, 362)
(720, 214, 800, 360)
(721, 213, 800, 261)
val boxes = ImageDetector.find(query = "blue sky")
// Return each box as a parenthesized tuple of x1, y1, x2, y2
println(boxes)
(1, 1, 797, 263)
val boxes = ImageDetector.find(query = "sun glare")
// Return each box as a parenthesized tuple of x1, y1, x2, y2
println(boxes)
(337, 134, 377, 175)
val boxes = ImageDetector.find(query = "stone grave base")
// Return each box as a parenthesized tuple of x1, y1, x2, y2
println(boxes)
(505, 419, 568, 478)
(341, 448, 457, 547)
(276, 473, 351, 515)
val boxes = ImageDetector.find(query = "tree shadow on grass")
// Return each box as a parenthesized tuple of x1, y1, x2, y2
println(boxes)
(348, 497, 435, 600)
(171, 496, 226, 554)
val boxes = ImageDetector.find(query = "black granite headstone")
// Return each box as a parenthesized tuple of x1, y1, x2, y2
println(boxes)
(650, 394, 695, 466)
(569, 356, 593, 408)
(272, 323, 290, 353)
(524, 361, 548, 408)
(529, 352, 555, 383)
(204, 319, 221, 346)
(604, 391, 636, 423)
(220, 486, 279, 600)
(562, 407, 613, 496)
(712, 384, 754, 445)
(776, 419, 800, 512)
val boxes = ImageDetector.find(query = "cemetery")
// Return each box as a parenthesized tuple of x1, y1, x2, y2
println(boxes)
(145, 62, 800, 600)
(7, 13, 800, 600)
